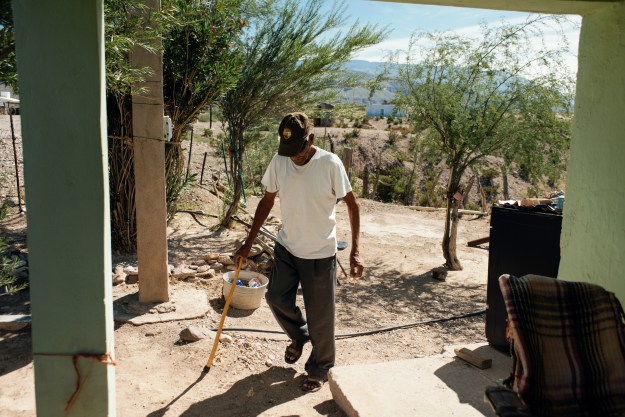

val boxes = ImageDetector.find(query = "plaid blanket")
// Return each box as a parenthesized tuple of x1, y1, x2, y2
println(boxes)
(499, 274, 625, 417)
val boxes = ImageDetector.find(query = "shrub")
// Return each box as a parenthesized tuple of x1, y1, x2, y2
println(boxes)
(0, 178, 28, 295)
(197, 112, 211, 123)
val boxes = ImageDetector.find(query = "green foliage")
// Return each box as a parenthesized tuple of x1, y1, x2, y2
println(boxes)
(0, 0, 17, 90)
(393, 15, 575, 268)
(217, 0, 388, 225)
(105, 0, 161, 104)
(387, 129, 400, 146)
(241, 128, 277, 194)
(197, 113, 211, 123)
(162, 0, 246, 139)
(375, 166, 414, 203)
(0, 176, 27, 295)
(0, 238, 27, 296)
(105, 0, 247, 250)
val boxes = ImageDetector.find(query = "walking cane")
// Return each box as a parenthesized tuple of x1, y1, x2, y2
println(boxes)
(202, 257, 244, 375)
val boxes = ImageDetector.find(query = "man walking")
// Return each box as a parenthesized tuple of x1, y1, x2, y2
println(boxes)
(234, 112, 364, 392)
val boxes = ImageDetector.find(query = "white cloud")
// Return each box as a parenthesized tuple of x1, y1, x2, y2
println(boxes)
(353, 14, 581, 76)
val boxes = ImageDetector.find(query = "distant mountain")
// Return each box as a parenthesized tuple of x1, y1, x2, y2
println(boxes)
(343, 60, 387, 76)
(339, 60, 400, 105)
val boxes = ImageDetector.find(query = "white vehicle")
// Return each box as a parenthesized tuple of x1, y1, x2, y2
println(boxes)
(0, 95, 20, 115)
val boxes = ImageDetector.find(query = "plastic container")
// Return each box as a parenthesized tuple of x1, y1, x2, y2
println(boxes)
(222, 271, 269, 310)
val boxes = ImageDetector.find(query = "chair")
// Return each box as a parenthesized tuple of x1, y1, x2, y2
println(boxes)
(485, 274, 625, 417)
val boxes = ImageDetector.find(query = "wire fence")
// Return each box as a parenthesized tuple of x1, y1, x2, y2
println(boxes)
(0, 123, 24, 203)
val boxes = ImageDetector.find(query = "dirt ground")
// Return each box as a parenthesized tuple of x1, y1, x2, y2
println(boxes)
(0, 115, 493, 416)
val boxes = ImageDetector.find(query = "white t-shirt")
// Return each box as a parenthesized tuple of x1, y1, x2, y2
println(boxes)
(262, 148, 352, 259)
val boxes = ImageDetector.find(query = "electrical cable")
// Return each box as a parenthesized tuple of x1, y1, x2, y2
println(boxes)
(211, 308, 486, 340)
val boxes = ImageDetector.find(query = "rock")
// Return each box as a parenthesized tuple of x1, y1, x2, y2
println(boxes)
(112, 274, 126, 286)
(179, 326, 215, 342)
(265, 359, 273, 367)
(432, 267, 448, 281)
(124, 266, 139, 276)
(197, 265, 210, 273)
(218, 254, 234, 265)
(225, 264, 237, 271)
(114, 265, 124, 275)
(205, 253, 220, 262)
(211, 262, 224, 271)
(220, 334, 233, 343)
(246, 387, 255, 399)
(125, 275, 139, 285)
(192, 259, 208, 267)
(245, 259, 257, 271)
(185, 276, 200, 283)
(12, 266, 29, 279)
(152, 304, 176, 314)
(171, 265, 196, 280)
(188, 265, 199, 271)
(257, 253, 271, 262)
(196, 269, 216, 278)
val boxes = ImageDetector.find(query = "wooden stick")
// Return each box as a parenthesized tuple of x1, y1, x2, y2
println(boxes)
(203, 258, 243, 374)
(467, 236, 490, 247)
(454, 347, 492, 369)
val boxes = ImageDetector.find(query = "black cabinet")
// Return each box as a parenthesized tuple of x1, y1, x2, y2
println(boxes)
(486, 205, 563, 351)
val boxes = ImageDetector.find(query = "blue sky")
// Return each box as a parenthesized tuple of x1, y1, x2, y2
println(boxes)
(323, 0, 582, 75)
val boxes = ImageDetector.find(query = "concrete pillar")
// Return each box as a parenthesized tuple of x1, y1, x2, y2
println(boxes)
(130, 0, 170, 303)
(559, 3, 625, 300)
(12, 1, 115, 415)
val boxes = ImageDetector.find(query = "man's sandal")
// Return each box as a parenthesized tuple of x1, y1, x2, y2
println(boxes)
(284, 340, 304, 364)
(301, 375, 325, 393)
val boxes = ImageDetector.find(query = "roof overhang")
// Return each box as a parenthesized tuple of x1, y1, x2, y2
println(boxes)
(0, 97, 20, 104)
(374, 0, 621, 15)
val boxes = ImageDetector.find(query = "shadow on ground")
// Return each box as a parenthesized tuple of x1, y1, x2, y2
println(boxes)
(434, 344, 512, 417)
(0, 328, 32, 375)
(146, 366, 344, 417)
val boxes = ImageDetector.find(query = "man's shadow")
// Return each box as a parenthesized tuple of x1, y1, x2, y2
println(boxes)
(147, 366, 307, 417)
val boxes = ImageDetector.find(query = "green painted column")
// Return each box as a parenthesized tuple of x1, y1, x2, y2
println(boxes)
(12, 1, 115, 416)
(559, 3, 625, 300)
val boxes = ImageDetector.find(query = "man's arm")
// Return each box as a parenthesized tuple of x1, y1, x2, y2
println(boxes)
(342, 191, 364, 278)
(234, 191, 277, 263)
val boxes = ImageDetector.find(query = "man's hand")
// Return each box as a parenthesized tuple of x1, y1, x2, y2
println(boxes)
(350, 251, 364, 278)
(233, 241, 252, 266)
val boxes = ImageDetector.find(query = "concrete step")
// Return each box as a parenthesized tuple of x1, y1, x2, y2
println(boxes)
(329, 343, 512, 417)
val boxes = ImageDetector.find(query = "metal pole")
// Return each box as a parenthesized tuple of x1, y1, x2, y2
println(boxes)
(200, 151, 207, 185)
(186, 127, 194, 179)
(221, 139, 230, 183)
(9, 110, 23, 213)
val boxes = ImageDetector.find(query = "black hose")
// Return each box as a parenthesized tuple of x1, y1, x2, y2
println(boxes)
(211, 308, 486, 340)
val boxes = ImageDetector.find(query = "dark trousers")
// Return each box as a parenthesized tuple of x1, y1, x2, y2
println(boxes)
(265, 242, 337, 380)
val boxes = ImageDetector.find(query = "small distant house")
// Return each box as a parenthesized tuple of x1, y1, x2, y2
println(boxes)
(0, 86, 20, 115)
(314, 102, 334, 127)
(366, 103, 403, 118)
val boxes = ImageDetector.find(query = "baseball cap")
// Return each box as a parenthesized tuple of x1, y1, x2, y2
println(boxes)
(278, 112, 313, 156)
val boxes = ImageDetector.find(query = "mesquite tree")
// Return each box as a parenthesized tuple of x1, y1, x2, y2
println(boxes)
(218, 0, 387, 227)
(162, 0, 246, 219)
(105, 0, 246, 251)
(394, 16, 573, 270)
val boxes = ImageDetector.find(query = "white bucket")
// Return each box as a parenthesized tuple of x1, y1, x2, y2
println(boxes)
(222, 271, 269, 310)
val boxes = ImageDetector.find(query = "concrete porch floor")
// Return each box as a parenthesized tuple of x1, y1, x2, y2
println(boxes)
(329, 343, 512, 417)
